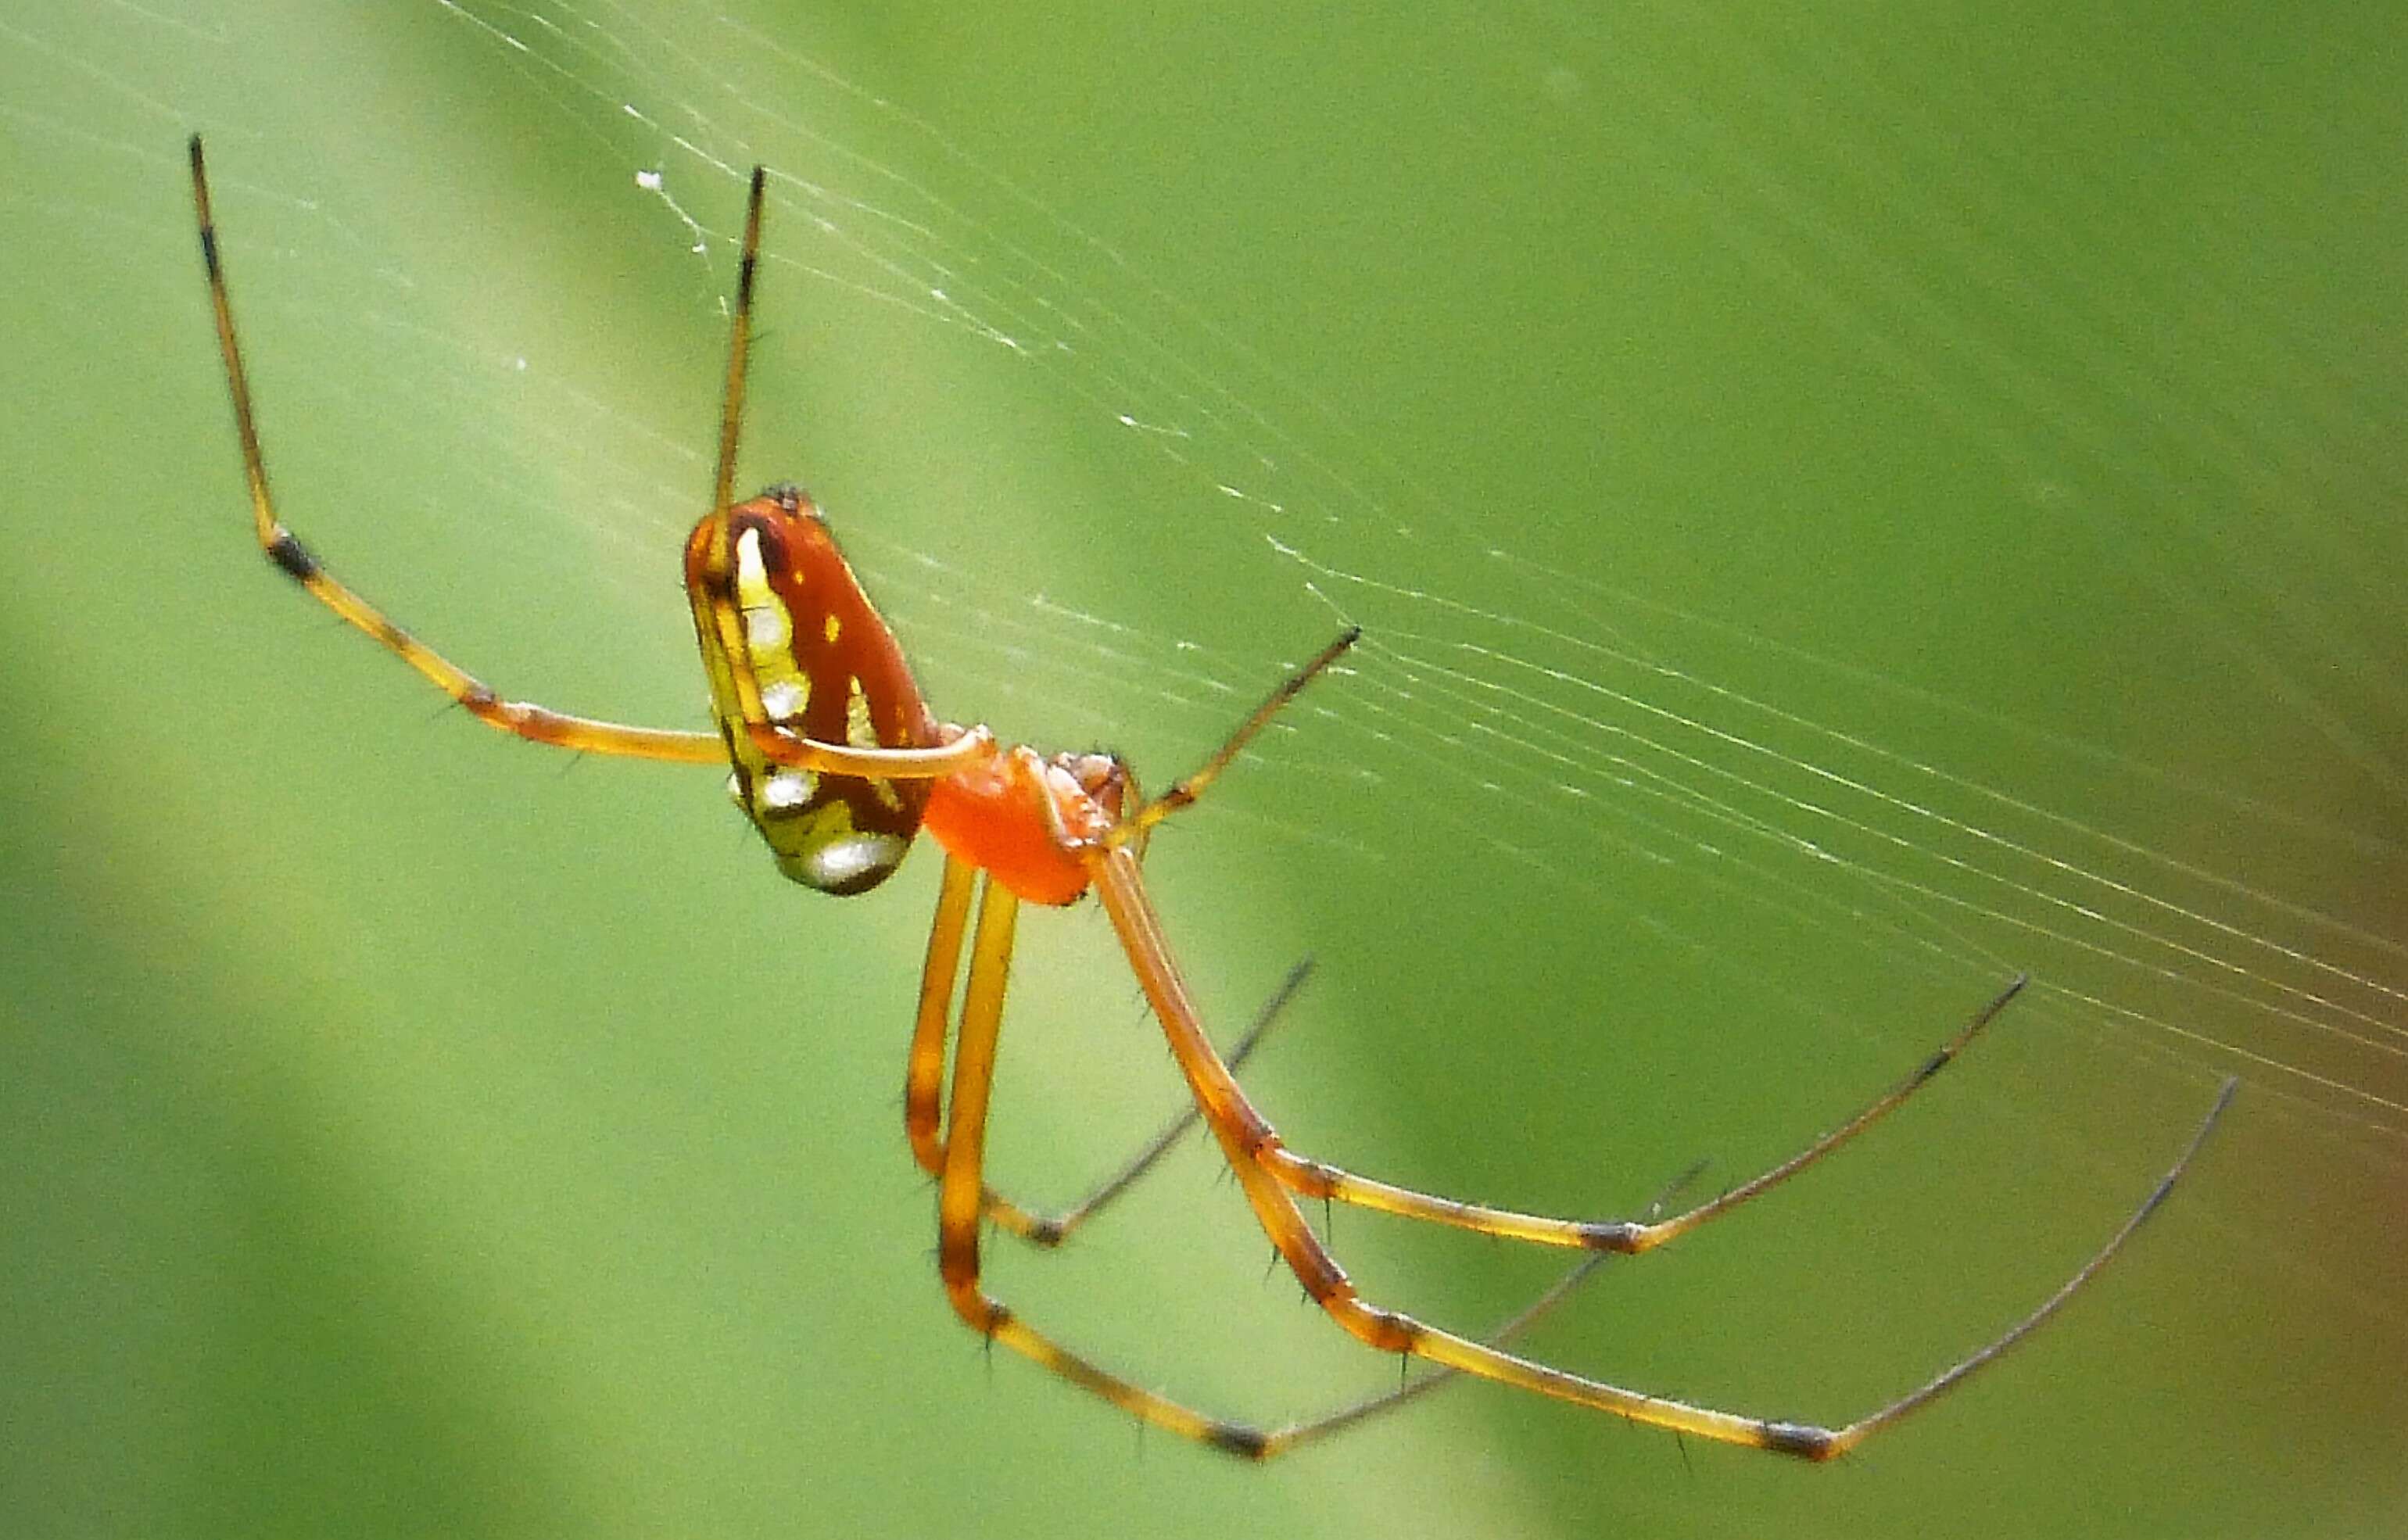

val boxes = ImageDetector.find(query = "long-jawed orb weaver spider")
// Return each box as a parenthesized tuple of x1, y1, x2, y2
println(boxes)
(190, 135, 2236, 1463)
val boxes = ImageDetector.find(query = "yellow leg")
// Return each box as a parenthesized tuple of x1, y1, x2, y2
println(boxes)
(193, 138, 994, 784)
(933, 874, 1267, 1452)
(1112, 626, 1361, 846)
(1256, 976, 2029, 1254)
(188, 137, 726, 766)
(929, 869, 1642, 1458)
(907, 853, 1310, 1245)
(1091, 843, 2234, 1459)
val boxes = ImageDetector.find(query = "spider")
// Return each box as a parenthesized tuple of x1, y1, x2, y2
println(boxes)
(188, 136, 2234, 1462)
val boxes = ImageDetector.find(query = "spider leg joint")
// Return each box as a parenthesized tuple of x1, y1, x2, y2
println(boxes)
(1761, 1420, 1841, 1460)
(265, 529, 319, 581)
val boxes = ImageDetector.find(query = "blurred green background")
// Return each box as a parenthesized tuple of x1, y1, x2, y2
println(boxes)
(5, 3, 2403, 1538)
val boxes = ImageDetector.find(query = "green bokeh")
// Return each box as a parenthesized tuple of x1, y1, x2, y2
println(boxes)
(5, 4, 2403, 1538)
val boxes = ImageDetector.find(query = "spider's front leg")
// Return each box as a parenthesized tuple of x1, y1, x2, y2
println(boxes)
(191, 136, 729, 767)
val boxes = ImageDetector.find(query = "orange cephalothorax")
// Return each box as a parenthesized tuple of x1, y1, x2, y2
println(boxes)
(923, 746, 1131, 907)
(685, 485, 941, 894)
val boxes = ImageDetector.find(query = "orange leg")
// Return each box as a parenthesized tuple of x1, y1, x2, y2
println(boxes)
(930, 868, 1656, 1458)
(907, 853, 1312, 1245)
(1091, 843, 2234, 1459)
(1101, 632, 2041, 1259)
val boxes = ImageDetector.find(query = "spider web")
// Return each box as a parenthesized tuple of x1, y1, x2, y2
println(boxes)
(217, 0, 2402, 1144)
(7, 2, 2406, 1537)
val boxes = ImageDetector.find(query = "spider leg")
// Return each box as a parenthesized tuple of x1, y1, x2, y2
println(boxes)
(194, 141, 972, 783)
(997, 955, 1313, 1246)
(1288, 1156, 1711, 1446)
(743, 721, 996, 780)
(906, 856, 980, 1191)
(188, 137, 725, 766)
(1091, 843, 2233, 1459)
(708, 166, 762, 526)
(1254, 976, 2030, 1255)
(906, 853, 1310, 1245)
(1109, 626, 1361, 847)
(930, 870, 1648, 1459)
(933, 872, 1268, 1453)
